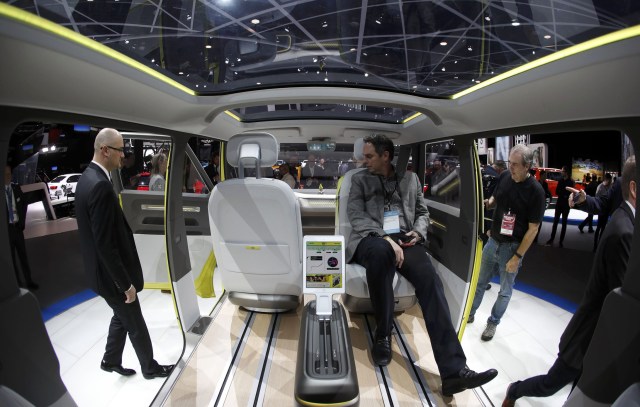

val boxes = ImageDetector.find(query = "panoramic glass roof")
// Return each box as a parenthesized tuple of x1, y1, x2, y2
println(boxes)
(5, 0, 640, 99)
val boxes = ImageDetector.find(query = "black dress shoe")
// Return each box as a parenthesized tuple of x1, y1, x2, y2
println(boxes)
(100, 361, 136, 376)
(143, 364, 174, 379)
(371, 335, 392, 366)
(442, 367, 498, 396)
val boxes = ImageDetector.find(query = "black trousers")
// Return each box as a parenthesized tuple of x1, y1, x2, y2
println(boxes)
(510, 357, 580, 400)
(103, 295, 159, 374)
(549, 205, 570, 243)
(353, 237, 466, 378)
(8, 223, 35, 286)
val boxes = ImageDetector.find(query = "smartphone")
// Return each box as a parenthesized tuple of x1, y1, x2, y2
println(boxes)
(398, 234, 414, 243)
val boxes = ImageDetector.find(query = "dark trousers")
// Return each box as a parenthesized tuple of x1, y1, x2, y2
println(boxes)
(549, 205, 570, 243)
(103, 295, 158, 374)
(579, 214, 594, 231)
(353, 237, 466, 378)
(593, 215, 608, 251)
(510, 357, 580, 400)
(8, 223, 35, 286)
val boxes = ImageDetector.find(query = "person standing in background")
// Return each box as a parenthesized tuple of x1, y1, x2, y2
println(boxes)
(592, 173, 613, 251)
(533, 169, 551, 244)
(75, 128, 173, 379)
(578, 174, 597, 233)
(5, 165, 38, 290)
(546, 165, 574, 248)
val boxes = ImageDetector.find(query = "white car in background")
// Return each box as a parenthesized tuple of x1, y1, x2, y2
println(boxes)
(48, 173, 81, 200)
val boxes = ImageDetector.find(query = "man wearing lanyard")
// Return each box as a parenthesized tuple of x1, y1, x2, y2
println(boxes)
(5, 165, 38, 290)
(347, 134, 497, 396)
(468, 144, 545, 341)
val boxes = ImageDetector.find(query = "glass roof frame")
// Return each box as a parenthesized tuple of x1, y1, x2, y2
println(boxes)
(3, 0, 640, 104)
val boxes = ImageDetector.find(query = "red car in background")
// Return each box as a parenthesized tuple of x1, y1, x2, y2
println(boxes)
(532, 167, 584, 197)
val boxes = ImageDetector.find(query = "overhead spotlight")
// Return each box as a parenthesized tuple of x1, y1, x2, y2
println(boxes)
(364, 73, 369, 77)
(511, 20, 520, 26)
(251, 19, 260, 24)
(178, 71, 184, 75)
(206, 45, 212, 49)
(468, 46, 472, 51)
(485, 16, 491, 21)
(440, 41, 448, 46)
(544, 34, 552, 39)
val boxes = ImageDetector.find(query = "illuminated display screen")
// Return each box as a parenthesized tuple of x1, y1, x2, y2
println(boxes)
(305, 241, 343, 290)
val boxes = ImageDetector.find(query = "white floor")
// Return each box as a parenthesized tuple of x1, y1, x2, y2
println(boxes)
(44, 285, 574, 406)
(461, 287, 574, 406)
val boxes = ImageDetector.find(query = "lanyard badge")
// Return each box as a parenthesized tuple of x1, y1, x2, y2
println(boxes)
(500, 210, 516, 236)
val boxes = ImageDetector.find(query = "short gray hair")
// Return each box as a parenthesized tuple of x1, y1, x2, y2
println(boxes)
(511, 144, 534, 168)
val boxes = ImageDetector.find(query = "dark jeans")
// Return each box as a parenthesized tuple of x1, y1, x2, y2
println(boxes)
(549, 205, 570, 243)
(509, 357, 580, 400)
(353, 237, 466, 378)
(103, 295, 159, 374)
(593, 215, 609, 251)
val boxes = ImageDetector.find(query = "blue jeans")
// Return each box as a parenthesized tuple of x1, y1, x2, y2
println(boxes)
(470, 237, 522, 325)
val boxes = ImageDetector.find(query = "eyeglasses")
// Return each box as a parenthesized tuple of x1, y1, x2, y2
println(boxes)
(104, 145, 127, 154)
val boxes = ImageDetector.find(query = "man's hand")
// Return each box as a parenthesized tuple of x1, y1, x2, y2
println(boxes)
(566, 186, 585, 208)
(125, 285, 137, 303)
(398, 231, 420, 248)
(484, 197, 496, 209)
(506, 256, 520, 273)
(384, 236, 405, 269)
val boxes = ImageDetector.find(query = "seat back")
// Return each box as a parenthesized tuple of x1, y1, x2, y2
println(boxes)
(335, 139, 417, 313)
(209, 133, 302, 312)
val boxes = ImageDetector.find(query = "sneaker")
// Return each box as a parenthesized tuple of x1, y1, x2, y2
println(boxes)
(468, 314, 475, 323)
(441, 367, 498, 396)
(481, 322, 497, 341)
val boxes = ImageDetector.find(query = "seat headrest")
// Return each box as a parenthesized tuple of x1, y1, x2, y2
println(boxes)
(227, 133, 279, 168)
(354, 138, 365, 161)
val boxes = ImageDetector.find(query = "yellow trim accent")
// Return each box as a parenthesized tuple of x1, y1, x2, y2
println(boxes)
(430, 218, 447, 231)
(245, 246, 262, 250)
(144, 282, 172, 290)
(224, 110, 242, 121)
(402, 112, 422, 124)
(452, 24, 640, 100)
(459, 141, 485, 340)
(459, 237, 484, 339)
(295, 395, 359, 407)
(0, 3, 195, 96)
(220, 141, 226, 181)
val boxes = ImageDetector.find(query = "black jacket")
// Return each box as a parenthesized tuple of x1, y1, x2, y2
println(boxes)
(75, 163, 144, 298)
(6, 183, 28, 231)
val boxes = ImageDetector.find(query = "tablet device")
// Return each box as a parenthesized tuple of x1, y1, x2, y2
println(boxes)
(302, 235, 345, 316)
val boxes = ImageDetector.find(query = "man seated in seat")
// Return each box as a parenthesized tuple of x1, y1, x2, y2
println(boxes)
(347, 134, 497, 396)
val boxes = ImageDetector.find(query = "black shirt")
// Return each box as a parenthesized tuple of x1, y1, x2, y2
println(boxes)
(490, 171, 545, 243)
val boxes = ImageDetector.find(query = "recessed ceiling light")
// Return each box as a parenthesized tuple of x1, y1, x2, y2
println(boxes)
(179, 72, 183, 75)
(440, 41, 448, 46)
(485, 16, 490, 21)
(468, 46, 472, 51)
(544, 34, 552, 39)
(511, 20, 520, 26)
(441, 67, 446, 71)
(364, 73, 369, 77)
(251, 19, 260, 24)
(206, 45, 212, 49)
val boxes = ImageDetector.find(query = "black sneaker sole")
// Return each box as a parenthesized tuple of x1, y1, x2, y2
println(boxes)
(442, 369, 498, 396)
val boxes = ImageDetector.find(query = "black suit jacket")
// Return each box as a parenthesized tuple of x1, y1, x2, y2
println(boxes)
(75, 163, 144, 298)
(6, 183, 28, 231)
(558, 202, 634, 369)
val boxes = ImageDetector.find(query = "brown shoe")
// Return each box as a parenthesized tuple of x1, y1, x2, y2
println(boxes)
(502, 382, 516, 407)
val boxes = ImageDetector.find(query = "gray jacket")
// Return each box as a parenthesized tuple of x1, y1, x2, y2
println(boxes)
(346, 168, 430, 261)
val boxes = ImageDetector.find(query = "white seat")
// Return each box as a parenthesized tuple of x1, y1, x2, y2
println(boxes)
(208, 133, 302, 312)
(336, 140, 417, 313)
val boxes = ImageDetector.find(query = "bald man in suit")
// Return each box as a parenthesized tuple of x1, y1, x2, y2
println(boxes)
(75, 128, 173, 379)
